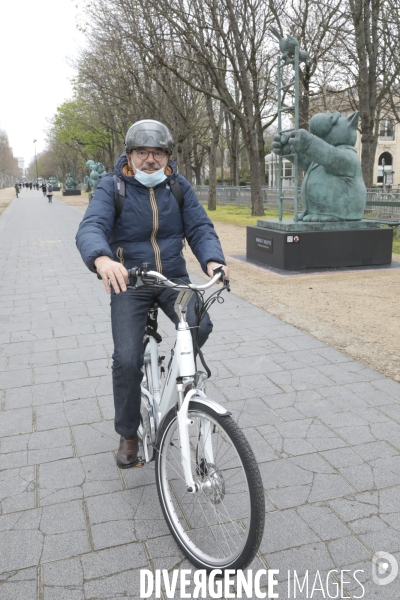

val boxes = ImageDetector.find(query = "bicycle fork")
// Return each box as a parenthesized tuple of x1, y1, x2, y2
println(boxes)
(176, 322, 215, 493)
(177, 387, 215, 493)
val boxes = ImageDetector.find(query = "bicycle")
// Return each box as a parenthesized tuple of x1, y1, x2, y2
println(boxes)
(127, 263, 265, 572)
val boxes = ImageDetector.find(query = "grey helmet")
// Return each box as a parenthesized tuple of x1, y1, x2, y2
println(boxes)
(125, 120, 174, 154)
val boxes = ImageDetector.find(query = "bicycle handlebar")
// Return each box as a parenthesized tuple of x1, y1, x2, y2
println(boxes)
(127, 265, 230, 291)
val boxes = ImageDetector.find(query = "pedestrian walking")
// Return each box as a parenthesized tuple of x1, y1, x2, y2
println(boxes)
(41, 182, 47, 196)
(46, 182, 53, 203)
(14, 183, 20, 198)
(29, 182, 32, 190)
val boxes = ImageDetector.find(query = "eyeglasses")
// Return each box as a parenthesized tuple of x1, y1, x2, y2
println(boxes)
(134, 149, 167, 161)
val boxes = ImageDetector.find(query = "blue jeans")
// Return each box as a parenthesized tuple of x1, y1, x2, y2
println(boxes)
(110, 279, 213, 436)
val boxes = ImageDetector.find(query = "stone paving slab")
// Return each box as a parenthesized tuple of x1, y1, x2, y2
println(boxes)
(1, 189, 400, 598)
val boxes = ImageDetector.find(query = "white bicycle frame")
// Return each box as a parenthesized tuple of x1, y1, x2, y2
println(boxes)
(140, 270, 230, 493)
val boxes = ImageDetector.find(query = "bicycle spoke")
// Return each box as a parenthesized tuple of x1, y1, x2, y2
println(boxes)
(197, 480, 247, 541)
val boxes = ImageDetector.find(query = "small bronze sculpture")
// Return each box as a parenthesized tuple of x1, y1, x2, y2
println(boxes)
(86, 160, 106, 191)
(270, 27, 308, 64)
(65, 173, 78, 190)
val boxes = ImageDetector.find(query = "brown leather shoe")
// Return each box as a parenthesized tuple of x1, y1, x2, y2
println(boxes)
(116, 435, 139, 468)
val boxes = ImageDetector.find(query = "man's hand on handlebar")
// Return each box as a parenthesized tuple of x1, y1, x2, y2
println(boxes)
(94, 256, 129, 294)
(94, 259, 229, 293)
(206, 261, 229, 283)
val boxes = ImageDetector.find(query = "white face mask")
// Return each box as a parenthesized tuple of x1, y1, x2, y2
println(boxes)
(134, 166, 167, 188)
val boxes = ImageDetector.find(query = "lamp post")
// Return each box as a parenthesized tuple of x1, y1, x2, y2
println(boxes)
(33, 139, 39, 185)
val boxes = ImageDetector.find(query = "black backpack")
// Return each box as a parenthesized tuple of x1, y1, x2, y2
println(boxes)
(112, 174, 184, 220)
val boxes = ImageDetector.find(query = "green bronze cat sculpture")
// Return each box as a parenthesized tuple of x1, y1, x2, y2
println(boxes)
(273, 111, 367, 222)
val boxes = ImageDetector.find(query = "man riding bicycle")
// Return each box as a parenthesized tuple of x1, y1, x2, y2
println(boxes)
(76, 120, 229, 468)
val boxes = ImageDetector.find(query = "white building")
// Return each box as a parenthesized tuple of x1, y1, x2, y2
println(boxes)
(265, 153, 293, 187)
(16, 157, 26, 176)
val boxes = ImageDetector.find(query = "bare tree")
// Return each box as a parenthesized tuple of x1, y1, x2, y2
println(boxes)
(104, 0, 276, 215)
(340, 0, 400, 187)
(269, 0, 346, 130)
(73, 15, 212, 186)
(0, 130, 19, 186)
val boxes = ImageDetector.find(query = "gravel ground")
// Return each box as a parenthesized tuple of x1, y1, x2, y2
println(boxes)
(57, 192, 400, 383)
(0, 186, 17, 216)
(183, 222, 400, 383)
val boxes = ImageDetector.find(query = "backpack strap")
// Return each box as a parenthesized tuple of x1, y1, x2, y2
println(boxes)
(113, 174, 126, 220)
(169, 177, 184, 211)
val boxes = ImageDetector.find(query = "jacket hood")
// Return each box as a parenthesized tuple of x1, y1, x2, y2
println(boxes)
(114, 153, 177, 181)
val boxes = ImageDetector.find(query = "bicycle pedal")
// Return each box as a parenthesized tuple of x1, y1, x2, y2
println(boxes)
(134, 456, 146, 467)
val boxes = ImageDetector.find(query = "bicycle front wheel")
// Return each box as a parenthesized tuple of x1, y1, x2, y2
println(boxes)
(155, 401, 265, 571)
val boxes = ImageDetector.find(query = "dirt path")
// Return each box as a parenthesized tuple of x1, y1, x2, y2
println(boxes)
(0, 187, 17, 216)
(53, 189, 90, 210)
(184, 222, 400, 383)
(58, 192, 400, 382)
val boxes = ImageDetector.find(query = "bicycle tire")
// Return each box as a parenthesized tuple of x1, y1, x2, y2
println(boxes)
(155, 400, 265, 571)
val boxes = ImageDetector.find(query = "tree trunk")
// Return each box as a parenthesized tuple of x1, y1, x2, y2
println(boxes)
(184, 158, 192, 183)
(208, 145, 217, 210)
(193, 145, 202, 185)
(205, 96, 223, 210)
(348, 0, 379, 188)
(299, 63, 311, 130)
(176, 142, 184, 174)
(194, 164, 202, 185)
(220, 146, 224, 184)
(228, 115, 240, 186)
(360, 118, 379, 188)
(234, 127, 240, 187)
(241, 122, 263, 215)
(255, 112, 266, 185)
(248, 146, 263, 215)
(183, 139, 192, 183)
(207, 128, 220, 210)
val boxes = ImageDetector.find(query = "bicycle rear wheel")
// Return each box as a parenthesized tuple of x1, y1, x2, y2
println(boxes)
(155, 401, 265, 571)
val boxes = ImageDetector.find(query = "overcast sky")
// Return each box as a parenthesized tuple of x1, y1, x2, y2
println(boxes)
(0, 0, 84, 168)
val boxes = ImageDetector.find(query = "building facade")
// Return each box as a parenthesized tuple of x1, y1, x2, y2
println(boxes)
(16, 157, 27, 177)
(359, 118, 399, 187)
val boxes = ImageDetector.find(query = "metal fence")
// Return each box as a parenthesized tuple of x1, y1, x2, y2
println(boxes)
(365, 189, 400, 222)
(193, 185, 303, 212)
(194, 185, 400, 222)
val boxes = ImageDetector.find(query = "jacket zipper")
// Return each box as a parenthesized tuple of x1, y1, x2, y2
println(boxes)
(149, 187, 162, 273)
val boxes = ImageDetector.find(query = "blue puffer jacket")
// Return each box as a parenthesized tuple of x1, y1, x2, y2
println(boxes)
(76, 154, 226, 278)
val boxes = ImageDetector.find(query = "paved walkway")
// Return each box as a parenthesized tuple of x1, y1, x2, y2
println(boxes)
(1, 189, 400, 599)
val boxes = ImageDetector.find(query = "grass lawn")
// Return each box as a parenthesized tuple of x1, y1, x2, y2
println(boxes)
(203, 204, 400, 255)
(392, 235, 400, 254)
(203, 204, 290, 226)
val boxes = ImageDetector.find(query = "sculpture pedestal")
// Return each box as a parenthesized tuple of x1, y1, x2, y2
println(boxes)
(62, 190, 81, 196)
(246, 220, 393, 271)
